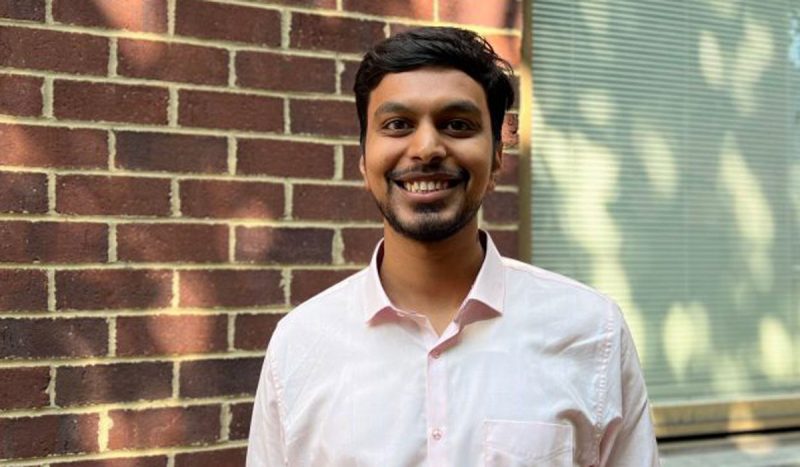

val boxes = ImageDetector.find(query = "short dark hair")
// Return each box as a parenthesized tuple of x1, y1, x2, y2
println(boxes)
(354, 27, 515, 150)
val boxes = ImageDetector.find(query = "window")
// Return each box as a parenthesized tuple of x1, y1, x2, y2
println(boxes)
(529, 0, 800, 435)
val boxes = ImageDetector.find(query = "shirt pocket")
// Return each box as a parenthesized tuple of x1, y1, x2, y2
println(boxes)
(483, 420, 573, 467)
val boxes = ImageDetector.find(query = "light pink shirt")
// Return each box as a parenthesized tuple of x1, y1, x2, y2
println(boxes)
(247, 232, 660, 466)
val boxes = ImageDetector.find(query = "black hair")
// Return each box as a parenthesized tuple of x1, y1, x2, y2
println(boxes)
(354, 26, 515, 151)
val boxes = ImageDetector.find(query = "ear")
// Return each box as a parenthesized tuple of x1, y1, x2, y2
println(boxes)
(359, 152, 369, 189)
(488, 146, 504, 192)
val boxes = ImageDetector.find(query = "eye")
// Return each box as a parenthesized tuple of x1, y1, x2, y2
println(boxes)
(383, 119, 412, 132)
(444, 119, 476, 133)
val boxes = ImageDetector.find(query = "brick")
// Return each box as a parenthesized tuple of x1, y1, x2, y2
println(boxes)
(117, 223, 228, 263)
(486, 34, 522, 67)
(115, 131, 227, 174)
(487, 229, 518, 259)
(116, 314, 227, 357)
(180, 357, 262, 398)
(178, 90, 282, 132)
(229, 402, 253, 440)
(0, 172, 48, 213)
(56, 362, 172, 406)
(342, 144, 363, 181)
(0, 0, 45, 21)
(54, 81, 168, 124)
(56, 269, 172, 310)
(439, 0, 522, 30)
(57, 175, 171, 217)
(54, 0, 167, 32)
(0, 318, 108, 358)
(482, 190, 518, 224)
(0, 26, 107, 75)
(291, 13, 385, 53)
(0, 221, 107, 263)
(0, 74, 42, 117)
(175, 0, 280, 46)
(175, 447, 247, 467)
(180, 179, 283, 220)
(0, 270, 47, 311)
(118, 39, 228, 85)
(180, 270, 283, 308)
(0, 414, 99, 459)
(343, 0, 433, 19)
(236, 51, 335, 93)
(236, 227, 332, 264)
(342, 227, 382, 263)
(51, 457, 168, 467)
(291, 269, 357, 304)
(0, 124, 107, 169)
(496, 152, 518, 186)
(234, 313, 284, 350)
(292, 184, 377, 221)
(0, 367, 49, 409)
(237, 139, 334, 178)
(290, 99, 359, 137)
(340, 60, 360, 97)
(108, 405, 219, 450)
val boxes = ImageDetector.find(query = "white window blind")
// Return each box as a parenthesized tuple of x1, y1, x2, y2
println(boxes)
(530, 0, 800, 402)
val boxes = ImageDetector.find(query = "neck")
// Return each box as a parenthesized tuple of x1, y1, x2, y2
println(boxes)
(379, 221, 485, 328)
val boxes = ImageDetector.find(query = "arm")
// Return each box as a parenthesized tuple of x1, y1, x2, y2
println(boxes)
(246, 351, 289, 467)
(598, 320, 660, 466)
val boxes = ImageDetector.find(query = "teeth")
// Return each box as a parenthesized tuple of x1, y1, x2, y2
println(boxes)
(402, 181, 448, 193)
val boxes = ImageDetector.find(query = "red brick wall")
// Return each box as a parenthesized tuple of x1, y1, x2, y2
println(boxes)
(0, 0, 522, 463)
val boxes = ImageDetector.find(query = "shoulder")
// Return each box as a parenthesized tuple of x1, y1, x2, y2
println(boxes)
(268, 268, 368, 353)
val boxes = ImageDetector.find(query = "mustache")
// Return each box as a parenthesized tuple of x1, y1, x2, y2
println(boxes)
(386, 165, 467, 180)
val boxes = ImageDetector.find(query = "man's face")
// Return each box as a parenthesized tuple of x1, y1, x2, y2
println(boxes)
(360, 67, 501, 242)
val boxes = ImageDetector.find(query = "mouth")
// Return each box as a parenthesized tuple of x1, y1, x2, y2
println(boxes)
(395, 179, 460, 194)
(388, 167, 468, 195)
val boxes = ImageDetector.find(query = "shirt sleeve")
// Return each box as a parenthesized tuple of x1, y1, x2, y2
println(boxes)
(598, 318, 661, 466)
(246, 351, 289, 467)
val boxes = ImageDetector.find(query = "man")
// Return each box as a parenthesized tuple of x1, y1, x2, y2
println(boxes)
(247, 27, 659, 466)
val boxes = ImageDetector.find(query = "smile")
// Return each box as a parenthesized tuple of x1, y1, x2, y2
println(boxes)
(400, 180, 456, 193)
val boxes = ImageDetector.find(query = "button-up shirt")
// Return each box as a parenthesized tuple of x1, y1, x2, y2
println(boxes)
(247, 232, 660, 466)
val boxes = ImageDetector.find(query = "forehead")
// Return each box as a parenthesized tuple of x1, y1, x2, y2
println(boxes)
(367, 67, 488, 116)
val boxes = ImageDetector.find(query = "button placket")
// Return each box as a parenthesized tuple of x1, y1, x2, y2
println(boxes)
(426, 345, 448, 465)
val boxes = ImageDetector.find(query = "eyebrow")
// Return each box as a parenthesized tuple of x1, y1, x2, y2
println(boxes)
(372, 100, 482, 119)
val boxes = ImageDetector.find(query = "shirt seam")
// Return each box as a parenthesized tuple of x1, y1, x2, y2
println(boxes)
(591, 301, 617, 465)
(267, 350, 290, 463)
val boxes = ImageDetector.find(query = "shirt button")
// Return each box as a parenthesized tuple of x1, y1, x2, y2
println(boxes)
(431, 428, 443, 440)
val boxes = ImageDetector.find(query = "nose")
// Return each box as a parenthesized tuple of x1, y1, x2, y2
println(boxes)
(408, 120, 445, 163)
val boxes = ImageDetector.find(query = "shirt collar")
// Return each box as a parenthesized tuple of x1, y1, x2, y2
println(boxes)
(362, 230, 506, 324)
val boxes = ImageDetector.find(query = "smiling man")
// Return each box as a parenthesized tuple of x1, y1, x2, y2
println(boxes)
(247, 27, 660, 466)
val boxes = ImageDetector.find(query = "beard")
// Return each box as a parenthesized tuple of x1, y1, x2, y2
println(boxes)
(372, 184, 482, 242)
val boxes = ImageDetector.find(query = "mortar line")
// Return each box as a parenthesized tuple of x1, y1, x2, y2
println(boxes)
(332, 228, 344, 265)
(47, 366, 56, 407)
(107, 316, 117, 357)
(227, 136, 237, 175)
(107, 222, 117, 263)
(42, 77, 53, 119)
(281, 10, 291, 49)
(333, 145, 344, 180)
(283, 98, 291, 134)
(167, 87, 179, 127)
(167, 0, 176, 35)
(228, 50, 237, 87)
(334, 59, 344, 95)
(108, 37, 118, 77)
(228, 224, 236, 263)
(283, 183, 293, 220)
(44, 0, 53, 23)
(171, 361, 180, 399)
(46, 269, 56, 312)
(0, 352, 270, 371)
(170, 179, 181, 217)
(281, 269, 292, 306)
(220, 402, 231, 441)
(46, 172, 56, 214)
(433, 0, 440, 22)
(98, 410, 112, 451)
(171, 271, 180, 308)
(227, 313, 236, 352)
(107, 130, 117, 171)
(0, 308, 288, 320)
